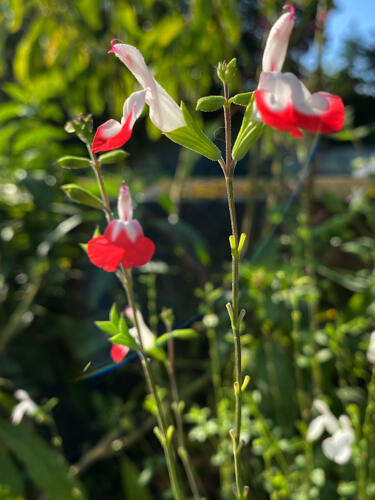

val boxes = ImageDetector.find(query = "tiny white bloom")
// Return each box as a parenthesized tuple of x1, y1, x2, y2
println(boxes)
(11, 389, 38, 425)
(307, 400, 354, 465)
(367, 331, 375, 363)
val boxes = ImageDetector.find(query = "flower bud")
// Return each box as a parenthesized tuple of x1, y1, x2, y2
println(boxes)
(118, 181, 133, 221)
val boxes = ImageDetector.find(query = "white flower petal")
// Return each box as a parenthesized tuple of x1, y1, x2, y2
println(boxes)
(322, 429, 353, 464)
(307, 415, 327, 441)
(262, 5, 295, 72)
(126, 307, 155, 349)
(121, 89, 146, 129)
(146, 82, 185, 132)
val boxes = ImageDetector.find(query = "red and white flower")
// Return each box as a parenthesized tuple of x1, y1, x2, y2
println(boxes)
(111, 307, 155, 363)
(254, 4, 345, 138)
(88, 183, 155, 272)
(92, 90, 146, 153)
(108, 40, 186, 133)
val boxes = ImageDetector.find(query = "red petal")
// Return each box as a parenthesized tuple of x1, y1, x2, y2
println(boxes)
(255, 88, 345, 138)
(121, 236, 155, 269)
(92, 108, 134, 153)
(111, 344, 129, 363)
(293, 93, 345, 135)
(87, 235, 125, 272)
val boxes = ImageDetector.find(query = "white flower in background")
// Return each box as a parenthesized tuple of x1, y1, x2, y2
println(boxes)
(367, 331, 375, 363)
(307, 399, 354, 464)
(11, 389, 38, 425)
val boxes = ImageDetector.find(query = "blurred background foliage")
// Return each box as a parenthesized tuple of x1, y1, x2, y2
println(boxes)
(1, 0, 375, 499)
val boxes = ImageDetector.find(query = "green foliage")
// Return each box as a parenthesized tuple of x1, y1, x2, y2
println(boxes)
(196, 95, 226, 112)
(61, 184, 103, 209)
(0, 420, 86, 500)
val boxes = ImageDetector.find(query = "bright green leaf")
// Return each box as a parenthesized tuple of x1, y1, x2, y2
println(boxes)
(95, 321, 118, 335)
(99, 149, 129, 164)
(62, 184, 103, 209)
(196, 95, 226, 112)
(57, 156, 91, 169)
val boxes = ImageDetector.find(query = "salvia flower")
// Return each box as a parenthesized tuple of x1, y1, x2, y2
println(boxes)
(111, 307, 155, 363)
(254, 4, 345, 138)
(109, 40, 186, 133)
(11, 389, 38, 425)
(88, 182, 155, 272)
(307, 399, 354, 464)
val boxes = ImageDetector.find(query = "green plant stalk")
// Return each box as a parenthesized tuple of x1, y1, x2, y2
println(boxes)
(221, 82, 247, 499)
(165, 335, 201, 500)
(86, 144, 184, 500)
(122, 270, 184, 500)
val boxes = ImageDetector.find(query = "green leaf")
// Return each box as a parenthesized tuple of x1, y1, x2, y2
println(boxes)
(0, 445, 23, 497)
(119, 315, 129, 336)
(61, 184, 103, 209)
(110, 333, 138, 351)
(146, 345, 167, 361)
(120, 457, 152, 500)
(57, 156, 91, 169)
(196, 95, 226, 112)
(99, 149, 129, 164)
(95, 321, 118, 335)
(0, 419, 86, 500)
(155, 329, 197, 346)
(232, 94, 264, 161)
(165, 102, 221, 161)
(110, 304, 119, 326)
(229, 92, 253, 106)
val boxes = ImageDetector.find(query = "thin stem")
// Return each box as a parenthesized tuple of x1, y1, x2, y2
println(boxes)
(166, 336, 201, 499)
(86, 142, 184, 500)
(86, 144, 112, 221)
(122, 269, 184, 500)
(221, 82, 248, 499)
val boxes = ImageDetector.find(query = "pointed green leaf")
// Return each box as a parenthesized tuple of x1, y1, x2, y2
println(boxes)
(110, 333, 138, 351)
(232, 94, 264, 161)
(196, 95, 226, 112)
(146, 345, 167, 361)
(120, 456, 152, 500)
(95, 321, 118, 335)
(165, 102, 221, 161)
(110, 304, 119, 326)
(57, 156, 91, 169)
(62, 184, 103, 209)
(155, 329, 197, 347)
(99, 149, 129, 164)
(229, 92, 253, 106)
(119, 315, 129, 336)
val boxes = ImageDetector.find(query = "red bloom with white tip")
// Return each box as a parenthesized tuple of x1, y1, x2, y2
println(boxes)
(92, 89, 146, 153)
(254, 4, 345, 138)
(87, 183, 155, 272)
(111, 344, 129, 363)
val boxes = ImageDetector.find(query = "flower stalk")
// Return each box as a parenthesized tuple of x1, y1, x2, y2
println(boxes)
(86, 141, 184, 500)
(220, 77, 248, 500)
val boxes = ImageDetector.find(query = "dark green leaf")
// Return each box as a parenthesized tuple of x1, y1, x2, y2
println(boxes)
(0, 445, 23, 497)
(0, 419, 86, 500)
(120, 457, 152, 500)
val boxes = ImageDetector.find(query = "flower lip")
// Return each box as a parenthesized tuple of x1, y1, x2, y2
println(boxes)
(283, 3, 295, 18)
(108, 38, 124, 54)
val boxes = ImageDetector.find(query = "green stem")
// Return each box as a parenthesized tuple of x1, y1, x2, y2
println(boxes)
(166, 335, 201, 499)
(86, 143, 184, 500)
(122, 270, 184, 500)
(222, 82, 247, 499)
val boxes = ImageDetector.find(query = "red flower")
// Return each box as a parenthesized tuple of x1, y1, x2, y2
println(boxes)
(87, 183, 155, 272)
(254, 4, 345, 138)
(92, 90, 146, 153)
(111, 344, 129, 363)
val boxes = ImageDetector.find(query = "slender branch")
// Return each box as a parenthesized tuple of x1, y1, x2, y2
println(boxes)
(121, 269, 184, 500)
(221, 82, 248, 499)
(166, 330, 202, 499)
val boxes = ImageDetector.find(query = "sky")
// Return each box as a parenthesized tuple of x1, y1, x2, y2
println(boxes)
(303, 0, 375, 71)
